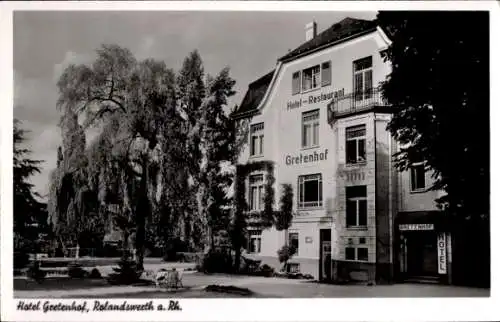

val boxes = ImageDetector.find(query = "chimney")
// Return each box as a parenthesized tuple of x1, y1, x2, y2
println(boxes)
(305, 21, 317, 41)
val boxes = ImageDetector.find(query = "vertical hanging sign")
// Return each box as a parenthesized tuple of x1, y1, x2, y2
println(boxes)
(437, 233, 447, 274)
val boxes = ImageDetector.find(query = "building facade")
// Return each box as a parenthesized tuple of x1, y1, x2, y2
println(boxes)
(231, 17, 452, 284)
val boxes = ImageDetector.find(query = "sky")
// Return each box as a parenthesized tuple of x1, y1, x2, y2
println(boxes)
(13, 10, 377, 199)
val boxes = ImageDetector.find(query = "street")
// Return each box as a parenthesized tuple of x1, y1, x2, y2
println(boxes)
(14, 272, 489, 298)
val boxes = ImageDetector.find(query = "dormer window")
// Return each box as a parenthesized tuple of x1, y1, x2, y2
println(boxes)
(302, 65, 320, 91)
(292, 61, 332, 95)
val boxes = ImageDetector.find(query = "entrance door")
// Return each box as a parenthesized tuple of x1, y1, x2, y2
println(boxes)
(319, 229, 332, 281)
(406, 231, 438, 277)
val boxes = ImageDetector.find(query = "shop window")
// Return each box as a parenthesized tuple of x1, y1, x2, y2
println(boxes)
(353, 56, 373, 101)
(346, 124, 366, 164)
(346, 186, 367, 228)
(410, 162, 426, 192)
(298, 173, 323, 208)
(250, 123, 264, 157)
(345, 246, 368, 261)
(248, 230, 262, 254)
(289, 232, 299, 255)
(302, 65, 321, 91)
(292, 72, 301, 95)
(321, 61, 331, 87)
(302, 109, 320, 148)
(249, 174, 265, 211)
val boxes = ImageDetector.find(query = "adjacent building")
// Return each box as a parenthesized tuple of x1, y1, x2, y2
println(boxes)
(231, 17, 453, 284)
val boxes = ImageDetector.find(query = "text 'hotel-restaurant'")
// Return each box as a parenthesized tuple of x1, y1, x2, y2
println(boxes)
(231, 17, 452, 284)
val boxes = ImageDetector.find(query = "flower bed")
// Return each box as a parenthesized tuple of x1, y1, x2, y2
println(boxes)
(205, 285, 254, 296)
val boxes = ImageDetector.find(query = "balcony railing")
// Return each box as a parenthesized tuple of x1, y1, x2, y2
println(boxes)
(327, 87, 393, 123)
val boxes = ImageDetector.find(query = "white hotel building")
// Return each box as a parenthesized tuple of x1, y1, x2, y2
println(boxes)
(231, 18, 452, 284)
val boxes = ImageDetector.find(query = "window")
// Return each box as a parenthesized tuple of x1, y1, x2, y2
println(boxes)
(353, 56, 373, 101)
(289, 232, 299, 255)
(345, 247, 356, 260)
(250, 123, 264, 157)
(302, 110, 320, 148)
(298, 174, 323, 208)
(357, 247, 368, 261)
(345, 239, 368, 262)
(346, 247, 369, 261)
(346, 125, 366, 164)
(302, 65, 321, 91)
(293, 61, 332, 94)
(346, 186, 367, 228)
(292, 72, 301, 95)
(248, 230, 262, 254)
(288, 263, 300, 273)
(410, 162, 426, 191)
(249, 174, 265, 211)
(321, 61, 331, 87)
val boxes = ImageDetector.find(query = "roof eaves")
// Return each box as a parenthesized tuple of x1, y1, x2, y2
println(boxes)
(230, 109, 260, 120)
(279, 26, 377, 63)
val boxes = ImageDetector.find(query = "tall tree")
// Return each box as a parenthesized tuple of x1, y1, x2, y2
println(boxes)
(378, 11, 489, 221)
(198, 67, 237, 251)
(178, 52, 238, 252)
(177, 50, 207, 251)
(378, 12, 489, 286)
(13, 119, 45, 251)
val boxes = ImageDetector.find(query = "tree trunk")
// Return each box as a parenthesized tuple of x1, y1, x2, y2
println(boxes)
(122, 230, 130, 260)
(198, 188, 212, 254)
(234, 247, 241, 273)
(134, 156, 148, 272)
(59, 237, 66, 257)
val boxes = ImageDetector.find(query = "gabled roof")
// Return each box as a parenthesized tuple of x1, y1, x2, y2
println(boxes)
(231, 69, 275, 119)
(279, 17, 377, 62)
(232, 17, 378, 119)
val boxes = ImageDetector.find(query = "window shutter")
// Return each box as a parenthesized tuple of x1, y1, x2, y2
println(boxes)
(292, 71, 300, 95)
(321, 61, 331, 87)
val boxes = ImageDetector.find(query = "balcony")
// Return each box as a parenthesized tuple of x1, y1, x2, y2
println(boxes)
(327, 87, 394, 123)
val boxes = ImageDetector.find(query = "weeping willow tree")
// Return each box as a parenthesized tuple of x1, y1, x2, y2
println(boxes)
(49, 45, 178, 269)
(49, 44, 240, 268)
(47, 106, 102, 256)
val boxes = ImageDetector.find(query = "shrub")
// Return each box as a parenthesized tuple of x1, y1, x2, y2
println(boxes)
(240, 257, 261, 274)
(27, 261, 46, 282)
(14, 252, 30, 269)
(277, 244, 297, 270)
(106, 259, 143, 285)
(67, 262, 86, 278)
(256, 264, 275, 277)
(89, 268, 102, 279)
(200, 250, 233, 274)
(163, 238, 190, 262)
(101, 243, 121, 258)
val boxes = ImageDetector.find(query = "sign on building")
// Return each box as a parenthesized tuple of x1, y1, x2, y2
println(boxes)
(399, 223, 434, 231)
(437, 233, 447, 274)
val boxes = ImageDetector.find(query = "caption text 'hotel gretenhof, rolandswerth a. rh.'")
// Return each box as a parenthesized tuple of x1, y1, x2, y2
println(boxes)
(230, 18, 452, 285)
